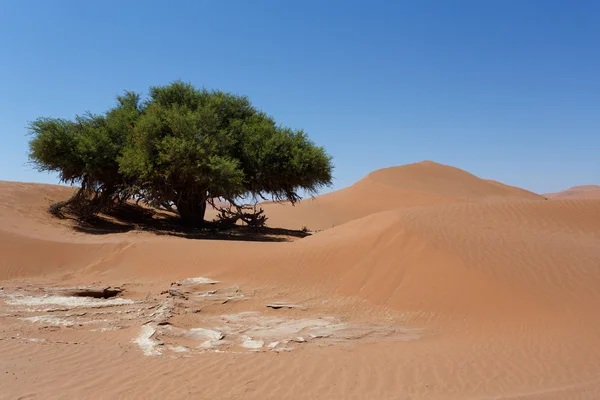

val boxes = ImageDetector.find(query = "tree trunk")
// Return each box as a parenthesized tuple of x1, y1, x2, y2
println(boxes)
(176, 192, 207, 227)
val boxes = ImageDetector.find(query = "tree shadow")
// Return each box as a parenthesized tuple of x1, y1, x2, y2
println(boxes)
(69, 203, 309, 242)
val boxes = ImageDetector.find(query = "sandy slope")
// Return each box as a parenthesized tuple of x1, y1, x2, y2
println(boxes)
(1, 165, 600, 399)
(259, 161, 543, 231)
(545, 185, 600, 200)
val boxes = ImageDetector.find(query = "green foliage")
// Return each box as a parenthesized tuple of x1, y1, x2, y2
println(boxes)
(28, 92, 143, 217)
(28, 81, 333, 226)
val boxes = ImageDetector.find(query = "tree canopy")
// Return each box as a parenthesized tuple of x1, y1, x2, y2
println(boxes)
(28, 81, 333, 226)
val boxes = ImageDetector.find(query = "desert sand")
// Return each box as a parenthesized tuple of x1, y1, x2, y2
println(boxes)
(1, 161, 600, 399)
(545, 185, 600, 200)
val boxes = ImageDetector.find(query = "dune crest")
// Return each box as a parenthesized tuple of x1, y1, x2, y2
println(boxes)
(545, 184, 600, 199)
(260, 160, 543, 230)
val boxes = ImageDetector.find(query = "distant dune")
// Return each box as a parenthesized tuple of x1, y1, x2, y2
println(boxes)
(1, 164, 600, 399)
(259, 160, 543, 230)
(545, 185, 600, 200)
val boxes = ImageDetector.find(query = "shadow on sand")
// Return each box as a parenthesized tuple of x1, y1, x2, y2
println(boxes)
(67, 203, 309, 243)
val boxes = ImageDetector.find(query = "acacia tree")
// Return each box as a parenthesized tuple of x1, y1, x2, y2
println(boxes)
(28, 81, 333, 227)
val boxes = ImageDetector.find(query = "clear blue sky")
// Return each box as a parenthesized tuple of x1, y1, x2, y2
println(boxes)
(1, 0, 598, 194)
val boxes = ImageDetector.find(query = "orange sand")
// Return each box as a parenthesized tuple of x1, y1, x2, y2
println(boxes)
(545, 185, 600, 200)
(1, 161, 600, 399)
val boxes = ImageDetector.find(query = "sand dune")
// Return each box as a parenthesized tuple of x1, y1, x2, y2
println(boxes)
(545, 184, 600, 200)
(1, 165, 600, 399)
(259, 161, 543, 231)
(293, 199, 600, 317)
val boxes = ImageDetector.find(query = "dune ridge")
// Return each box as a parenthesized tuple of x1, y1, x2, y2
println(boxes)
(545, 184, 600, 200)
(259, 161, 543, 230)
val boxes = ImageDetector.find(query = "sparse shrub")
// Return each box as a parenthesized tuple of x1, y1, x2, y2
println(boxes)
(215, 203, 268, 229)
